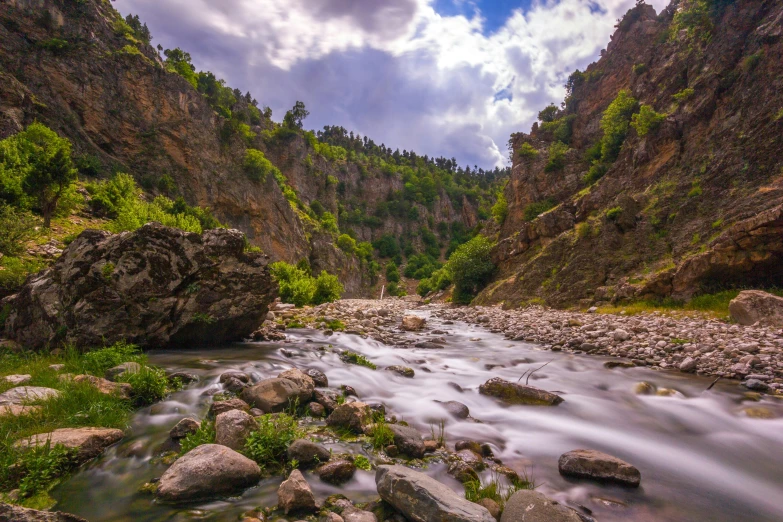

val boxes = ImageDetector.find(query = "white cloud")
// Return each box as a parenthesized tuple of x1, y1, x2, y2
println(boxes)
(115, 0, 670, 168)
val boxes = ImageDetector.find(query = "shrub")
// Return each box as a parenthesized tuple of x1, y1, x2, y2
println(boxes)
(312, 270, 343, 305)
(321, 211, 339, 233)
(600, 89, 638, 162)
(583, 163, 608, 186)
(544, 141, 569, 172)
(446, 235, 495, 304)
(0, 257, 47, 296)
(688, 182, 702, 198)
(523, 199, 555, 222)
(404, 253, 440, 280)
(270, 261, 342, 306)
(87, 172, 138, 217)
(0, 204, 40, 256)
(38, 38, 70, 54)
(354, 454, 371, 471)
(368, 417, 395, 449)
(15, 442, 76, 498)
(356, 241, 373, 261)
(673, 88, 695, 103)
(632, 63, 647, 75)
(244, 149, 280, 182)
(373, 234, 400, 259)
(120, 365, 168, 406)
(243, 413, 303, 471)
(80, 341, 144, 376)
(605, 206, 622, 221)
(517, 142, 538, 160)
(110, 195, 204, 234)
(385, 262, 400, 283)
(336, 234, 357, 254)
(180, 421, 215, 455)
(491, 190, 508, 225)
(417, 266, 452, 297)
(631, 105, 666, 137)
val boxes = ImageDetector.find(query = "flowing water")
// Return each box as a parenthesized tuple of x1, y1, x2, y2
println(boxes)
(51, 309, 783, 522)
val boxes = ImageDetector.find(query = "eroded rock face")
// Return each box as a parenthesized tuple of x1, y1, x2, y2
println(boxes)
(156, 444, 261, 502)
(375, 465, 495, 522)
(500, 490, 582, 522)
(729, 290, 783, 327)
(479, 378, 564, 406)
(15, 427, 124, 464)
(1, 224, 276, 350)
(558, 449, 641, 487)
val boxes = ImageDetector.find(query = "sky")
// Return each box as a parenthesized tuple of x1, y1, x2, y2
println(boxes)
(114, 0, 668, 169)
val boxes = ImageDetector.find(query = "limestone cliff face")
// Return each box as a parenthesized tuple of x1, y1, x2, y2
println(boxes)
(481, 0, 783, 307)
(0, 0, 480, 297)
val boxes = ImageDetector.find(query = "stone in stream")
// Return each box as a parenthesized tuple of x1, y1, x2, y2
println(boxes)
(240, 377, 312, 413)
(387, 424, 425, 458)
(219, 370, 250, 384)
(477, 498, 501, 521)
(558, 449, 641, 487)
(215, 409, 259, 451)
(385, 366, 414, 378)
(455, 449, 486, 471)
(400, 316, 426, 331)
(167, 371, 199, 384)
(500, 490, 583, 522)
(156, 444, 261, 502)
(308, 402, 326, 417)
(314, 389, 339, 412)
(0, 503, 88, 521)
(222, 376, 247, 394)
(169, 418, 200, 439)
(305, 368, 328, 387)
(729, 290, 783, 326)
(435, 400, 470, 419)
(332, 499, 378, 522)
(447, 461, 479, 483)
(287, 439, 331, 468)
(105, 362, 141, 381)
(209, 398, 250, 417)
(278, 368, 316, 395)
(4, 374, 31, 385)
(375, 465, 495, 522)
(479, 378, 564, 406)
(277, 469, 317, 515)
(316, 459, 357, 484)
(0, 386, 60, 405)
(326, 402, 372, 433)
(15, 427, 124, 464)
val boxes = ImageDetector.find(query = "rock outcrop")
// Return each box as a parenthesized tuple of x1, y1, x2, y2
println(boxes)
(2, 224, 276, 349)
(729, 290, 783, 327)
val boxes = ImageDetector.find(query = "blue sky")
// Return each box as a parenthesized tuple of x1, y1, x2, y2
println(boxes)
(115, 0, 668, 169)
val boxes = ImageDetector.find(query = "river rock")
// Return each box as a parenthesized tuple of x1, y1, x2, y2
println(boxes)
(0, 386, 60, 405)
(219, 370, 250, 384)
(4, 374, 31, 385)
(314, 389, 339, 412)
(222, 376, 246, 393)
(479, 378, 564, 406)
(477, 498, 501, 520)
(73, 374, 132, 399)
(375, 465, 495, 522)
(308, 402, 325, 417)
(316, 459, 356, 484)
(168, 371, 199, 384)
(0, 503, 87, 521)
(287, 439, 331, 467)
(385, 366, 414, 378)
(241, 377, 312, 413)
(455, 449, 485, 470)
(388, 424, 425, 458)
(679, 357, 697, 372)
(105, 362, 141, 381)
(305, 368, 328, 387)
(326, 402, 372, 433)
(209, 398, 250, 417)
(15, 427, 124, 463)
(1, 224, 276, 349)
(277, 469, 317, 515)
(156, 444, 261, 502)
(558, 449, 641, 487)
(447, 461, 479, 483)
(278, 368, 315, 395)
(729, 290, 783, 326)
(215, 409, 258, 451)
(435, 400, 470, 419)
(400, 316, 426, 331)
(170, 418, 200, 439)
(500, 490, 582, 522)
(333, 499, 378, 522)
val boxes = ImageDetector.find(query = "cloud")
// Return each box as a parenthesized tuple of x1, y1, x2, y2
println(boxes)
(114, 0, 669, 168)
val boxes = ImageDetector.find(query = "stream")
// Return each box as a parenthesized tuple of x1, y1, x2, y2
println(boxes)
(51, 309, 783, 522)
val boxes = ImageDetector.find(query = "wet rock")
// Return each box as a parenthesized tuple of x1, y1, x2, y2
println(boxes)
(287, 439, 331, 467)
(423, 440, 439, 452)
(209, 398, 250, 417)
(325, 513, 344, 522)
(729, 290, 783, 326)
(743, 379, 770, 392)
(455, 449, 485, 471)
(278, 368, 316, 396)
(219, 370, 250, 384)
(316, 459, 357, 484)
(400, 316, 426, 332)
(240, 377, 312, 413)
(277, 469, 317, 515)
(376, 465, 495, 522)
(0, 503, 87, 521)
(314, 389, 339, 412)
(168, 371, 199, 384)
(305, 368, 328, 387)
(308, 402, 325, 417)
(447, 461, 479, 483)
(222, 376, 247, 394)
(169, 418, 200, 439)
(2, 224, 276, 350)
(15, 427, 124, 463)
(157, 444, 261, 502)
(385, 366, 414, 378)
(73, 374, 132, 399)
(0, 386, 60, 405)
(435, 400, 470, 419)
(679, 357, 697, 372)
(604, 360, 635, 369)
(333, 499, 377, 522)
(455, 440, 483, 454)
(4, 374, 31, 385)
(479, 378, 564, 406)
(326, 402, 372, 433)
(105, 362, 141, 381)
(215, 409, 259, 451)
(477, 498, 501, 520)
(633, 382, 656, 395)
(501, 490, 582, 522)
(558, 449, 641, 487)
(388, 424, 425, 458)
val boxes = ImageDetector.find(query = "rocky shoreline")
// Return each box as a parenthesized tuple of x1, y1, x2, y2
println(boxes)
(280, 299, 783, 393)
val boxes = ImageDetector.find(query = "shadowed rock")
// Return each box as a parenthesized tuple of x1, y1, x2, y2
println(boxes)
(0, 503, 87, 521)
(15, 427, 124, 464)
(500, 490, 583, 522)
(558, 449, 641, 487)
(479, 378, 563, 406)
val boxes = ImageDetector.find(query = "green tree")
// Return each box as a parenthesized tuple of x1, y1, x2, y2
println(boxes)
(0, 205, 40, 256)
(631, 104, 666, 137)
(336, 233, 357, 254)
(283, 101, 309, 129)
(164, 48, 198, 89)
(385, 261, 400, 283)
(447, 235, 495, 304)
(244, 149, 279, 182)
(491, 188, 508, 224)
(600, 89, 638, 162)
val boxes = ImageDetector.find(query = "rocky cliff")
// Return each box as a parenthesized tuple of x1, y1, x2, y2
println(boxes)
(0, 0, 491, 297)
(481, 0, 783, 307)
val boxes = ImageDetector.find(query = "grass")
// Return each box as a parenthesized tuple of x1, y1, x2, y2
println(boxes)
(243, 413, 304, 473)
(340, 351, 377, 370)
(368, 416, 395, 450)
(325, 319, 346, 331)
(430, 419, 445, 447)
(596, 289, 783, 319)
(179, 420, 215, 455)
(354, 454, 371, 471)
(463, 472, 535, 508)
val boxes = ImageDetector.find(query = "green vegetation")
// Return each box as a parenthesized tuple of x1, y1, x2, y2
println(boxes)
(336, 234, 357, 254)
(688, 181, 703, 198)
(368, 417, 395, 449)
(243, 413, 304, 472)
(673, 88, 695, 104)
(179, 420, 215, 455)
(517, 142, 538, 160)
(544, 141, 569, 172)
(670, 0, 713, 43)
(269, 261, 343, 307)
(385, 261, 401, 284)
(341, 351, 377, 370)
(491, 188, 508, 224)
(597, 289, 783, 319)
(0, 205, 40, 256)
(244, 149, 280, 182)
(354, 454, 371, 471)
(424, 235, 496, 304)
(464, 473, 534, 508)
(119, 366, 168, 406)
(600, 89, 638, 162)
(632, 63, 647, 75)
(523, 199, 555, 222)
(605, 206, 623, 221)
(631, 105, 666, 137)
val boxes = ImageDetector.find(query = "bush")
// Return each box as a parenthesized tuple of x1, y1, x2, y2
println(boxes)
(0, 257, 47, 296)
(180, 421, 215, 455)
(373, 234, 400, 259)
(491, 190, 508, 225)
(243, 413, 303, 471)
(631, 105, 666, 137)
(321, 211, 339, 233)
(312, 270, 343, 305)
(583, 163, 608, 186)
(0, 204, 40, 256)
(632, 63, 647, 75)
(15, 442, 75, 498)
(356, 241, 373, 261)
(244, 149, 280, 182)
(110, 195, 204, 234)
(270, 261, 342, 307)
(522, 199, 555, 221)
(600, 89, 638, 162)
(446, 236, 495, 304)
(385, 262, 400, 283)
(80, 341, 144, 376)
(673, 88, 695, 104)
(120, 365, 168, 406)
(86, 172, 138, 217)
(518, 142, 538, 160)
(336, 234, 356, 254)
(404, 254, 440, 280)
(544, 141, 569, 172)
(605, 206, 622, 221)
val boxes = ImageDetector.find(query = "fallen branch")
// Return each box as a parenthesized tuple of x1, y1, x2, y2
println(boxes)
(706, 376, 721, 391)
(518, 360, 553, 385)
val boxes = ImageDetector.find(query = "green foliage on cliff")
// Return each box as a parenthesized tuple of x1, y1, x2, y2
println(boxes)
(336, 233, 357, 254)
(544, 141, 569, 172)
(491, 188, 508, 225)
(631, 105, 666, 137)
(600, 89, 638, 162)
(523, 199, 555, 222)
(418, 235, 495, 302)
(244, 149, 280, 182)
(269, 261, 343, 307)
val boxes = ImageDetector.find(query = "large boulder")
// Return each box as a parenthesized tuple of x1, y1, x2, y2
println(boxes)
(479, 378, 564, 406)
(156, 444, 261, 502)
(729, 290, 783, 326)
(0, 503, 87, 521)
(1, 224, 276, 349)
(240, 377, 313, 412)
(316, 459, 356, 484)
(500, 490, 582, 522)
(215, 409, 258, 451)
(0, 386, 60, 405)
(15, 427, 123, 463)
(558, 449, 641, 487)
(287, 439, 331, 467)
(326, 402, 372, 433)
(387, 424, 425, 458)
(375, 465, 495, 522)
(277, 469, 317, 515)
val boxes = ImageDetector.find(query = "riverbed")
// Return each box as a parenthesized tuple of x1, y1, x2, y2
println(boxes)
(51, 309, 783, 521)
